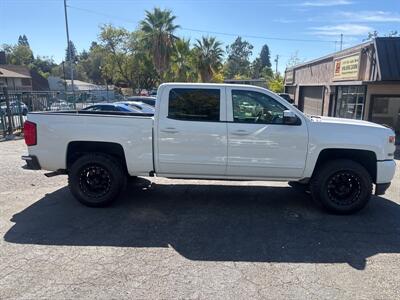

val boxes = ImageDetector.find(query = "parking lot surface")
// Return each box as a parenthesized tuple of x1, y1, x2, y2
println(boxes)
(1, 139, 399, 299)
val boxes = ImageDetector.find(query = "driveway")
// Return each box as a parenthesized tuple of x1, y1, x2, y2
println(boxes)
(1, 139, 399, 299)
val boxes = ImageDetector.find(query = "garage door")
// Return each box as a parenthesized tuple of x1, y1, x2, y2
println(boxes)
(299, 86, 324, 116)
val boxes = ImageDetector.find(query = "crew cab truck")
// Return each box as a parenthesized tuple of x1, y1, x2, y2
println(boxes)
(22, 83, 397, 214)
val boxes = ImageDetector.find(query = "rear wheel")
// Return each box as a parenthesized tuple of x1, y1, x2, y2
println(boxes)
(68, 153, 126, 207)
(310, 159, 372, 214)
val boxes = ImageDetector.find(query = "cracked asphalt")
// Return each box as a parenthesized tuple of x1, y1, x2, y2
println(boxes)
(1, 139, 399, 299)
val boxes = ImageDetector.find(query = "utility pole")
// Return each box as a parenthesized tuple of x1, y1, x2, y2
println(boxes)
(63, 0, 75, 104)
(340, 33, 343, 51)
(274, 55, 280, 74)
(3, 86, 13, 138)
(62, 61, 67, 93)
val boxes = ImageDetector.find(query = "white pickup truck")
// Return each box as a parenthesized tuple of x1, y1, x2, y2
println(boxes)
(22, 83, 396, 214)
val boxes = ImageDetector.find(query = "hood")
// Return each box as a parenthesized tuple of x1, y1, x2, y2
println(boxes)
(310, 116, 389, 129)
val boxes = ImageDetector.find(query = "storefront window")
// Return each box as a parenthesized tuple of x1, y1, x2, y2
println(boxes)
(371, 96, 400, 134)
(335, 86, 366, 119)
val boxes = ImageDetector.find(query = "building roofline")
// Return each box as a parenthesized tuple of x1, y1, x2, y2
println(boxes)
(286, 40, 374, 72)
(0, 67, 31, 79)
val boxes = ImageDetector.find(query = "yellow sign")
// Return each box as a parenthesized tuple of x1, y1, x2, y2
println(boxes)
(333, 54, 360, 81)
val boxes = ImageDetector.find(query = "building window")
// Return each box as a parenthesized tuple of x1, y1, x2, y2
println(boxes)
(168, 88, 220, 121)
(335, 86, 365, 119)
(371, 96, 400, 133)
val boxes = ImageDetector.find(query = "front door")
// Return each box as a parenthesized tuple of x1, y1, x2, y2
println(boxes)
(226, 88, 308, 179)
(156, 87, 228, 176)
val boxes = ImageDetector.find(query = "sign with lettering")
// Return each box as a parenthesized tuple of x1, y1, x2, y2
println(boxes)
(333, 54, 360, 81)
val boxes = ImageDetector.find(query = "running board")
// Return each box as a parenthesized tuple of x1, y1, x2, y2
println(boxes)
(44, 169, 67, 177)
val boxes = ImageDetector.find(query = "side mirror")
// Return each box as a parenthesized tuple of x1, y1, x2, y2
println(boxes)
(283, 110, 299, 125)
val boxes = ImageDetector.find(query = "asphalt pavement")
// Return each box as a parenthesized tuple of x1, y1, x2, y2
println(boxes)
(1, 139, 399, 299)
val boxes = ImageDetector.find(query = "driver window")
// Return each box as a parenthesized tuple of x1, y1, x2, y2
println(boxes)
(232, 90, 287, 124)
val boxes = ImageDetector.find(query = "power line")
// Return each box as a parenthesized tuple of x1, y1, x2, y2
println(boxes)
(180, 27, 338, 43)
(67, 4, 339, 44)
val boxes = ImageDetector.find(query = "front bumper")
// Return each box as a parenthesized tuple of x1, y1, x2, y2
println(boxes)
(375, 160, 396, 195)
(375, 183, 391, 196)
(22, 155, 41, 170)
(376, 160, 396, 184)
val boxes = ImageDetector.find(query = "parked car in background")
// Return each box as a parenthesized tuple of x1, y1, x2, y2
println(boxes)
(0, 100, 29, 116)
(49, 100, 74, 111)
(126, 96, 156, 107)
(81, 103, 142, 113)
(149, 89, 157, 96)
(117, 101, 155, 114)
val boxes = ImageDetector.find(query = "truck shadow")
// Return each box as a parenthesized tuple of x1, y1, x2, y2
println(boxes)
(4, 178, 400, 270)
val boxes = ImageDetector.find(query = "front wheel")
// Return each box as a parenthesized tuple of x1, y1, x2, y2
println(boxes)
(310, 159, 372, 214)
(68, 153, 126, 207)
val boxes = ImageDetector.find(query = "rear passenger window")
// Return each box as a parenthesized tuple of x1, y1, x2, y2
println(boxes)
(168, 88, 220, 121)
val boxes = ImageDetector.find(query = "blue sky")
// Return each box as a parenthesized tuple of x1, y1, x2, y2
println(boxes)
(1, 0, 399, 73)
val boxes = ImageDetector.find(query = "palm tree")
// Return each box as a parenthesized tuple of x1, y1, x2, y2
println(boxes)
(171, 38, 196, 82)
(140, 8, 179, 80)
(194, 36, 224, 82)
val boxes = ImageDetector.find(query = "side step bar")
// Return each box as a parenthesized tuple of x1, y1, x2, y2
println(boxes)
(44, 169, 67, 177)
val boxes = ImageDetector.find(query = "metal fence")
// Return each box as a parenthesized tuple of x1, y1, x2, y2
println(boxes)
(0, 88, 123, 138)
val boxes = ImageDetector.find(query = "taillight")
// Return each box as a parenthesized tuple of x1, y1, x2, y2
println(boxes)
(389, 136, 396, 144)
(24, 121, 37, 146)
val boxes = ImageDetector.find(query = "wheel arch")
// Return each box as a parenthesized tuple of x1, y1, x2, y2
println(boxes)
(312, 148, 377, 183)
(66, 141, 128, 174)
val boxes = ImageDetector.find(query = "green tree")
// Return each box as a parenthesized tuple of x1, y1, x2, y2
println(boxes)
(252, 44, 273, 79)
(18, 34, 30, 47)
(99, 25, 135, 88)
(140, 8, 179, 80)
(78, 42, 106, 84)
(225, 37, 253, 79)
(130, 30, 159, 91)
(31, 56, 57, 78)
(268, 73, 284, 93)
(170, 38, 196, 82)
(65, 40, 78, 63)
(194, 36, 224, 82)
(2, 43, 34, 65)
(259, 44, 272, 69)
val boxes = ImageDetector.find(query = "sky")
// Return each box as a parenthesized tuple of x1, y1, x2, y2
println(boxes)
(0, 0, 399, 73)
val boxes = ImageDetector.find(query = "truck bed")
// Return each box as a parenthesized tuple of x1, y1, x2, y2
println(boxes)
(26, 111, 154, 176)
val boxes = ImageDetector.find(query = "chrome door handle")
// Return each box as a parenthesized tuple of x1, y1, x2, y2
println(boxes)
(161, 127, 179, 133)
(231, 130, 250, 136)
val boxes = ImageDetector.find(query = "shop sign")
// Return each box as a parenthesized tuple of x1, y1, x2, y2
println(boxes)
(333, 53, 360, 81)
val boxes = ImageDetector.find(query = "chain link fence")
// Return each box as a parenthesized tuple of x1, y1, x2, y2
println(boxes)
(0, 88, 123, 138)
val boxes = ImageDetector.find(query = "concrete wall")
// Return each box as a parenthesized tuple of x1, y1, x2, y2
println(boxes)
(292, 58, 333, 86)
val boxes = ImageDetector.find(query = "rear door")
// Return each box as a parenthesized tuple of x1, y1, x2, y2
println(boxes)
(226, 87, 308, 179)
(156, 86, 228, 176)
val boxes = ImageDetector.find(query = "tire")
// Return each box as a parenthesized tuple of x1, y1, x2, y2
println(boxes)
(310, 159, 372, 214)
(68, 153, 126, 207)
